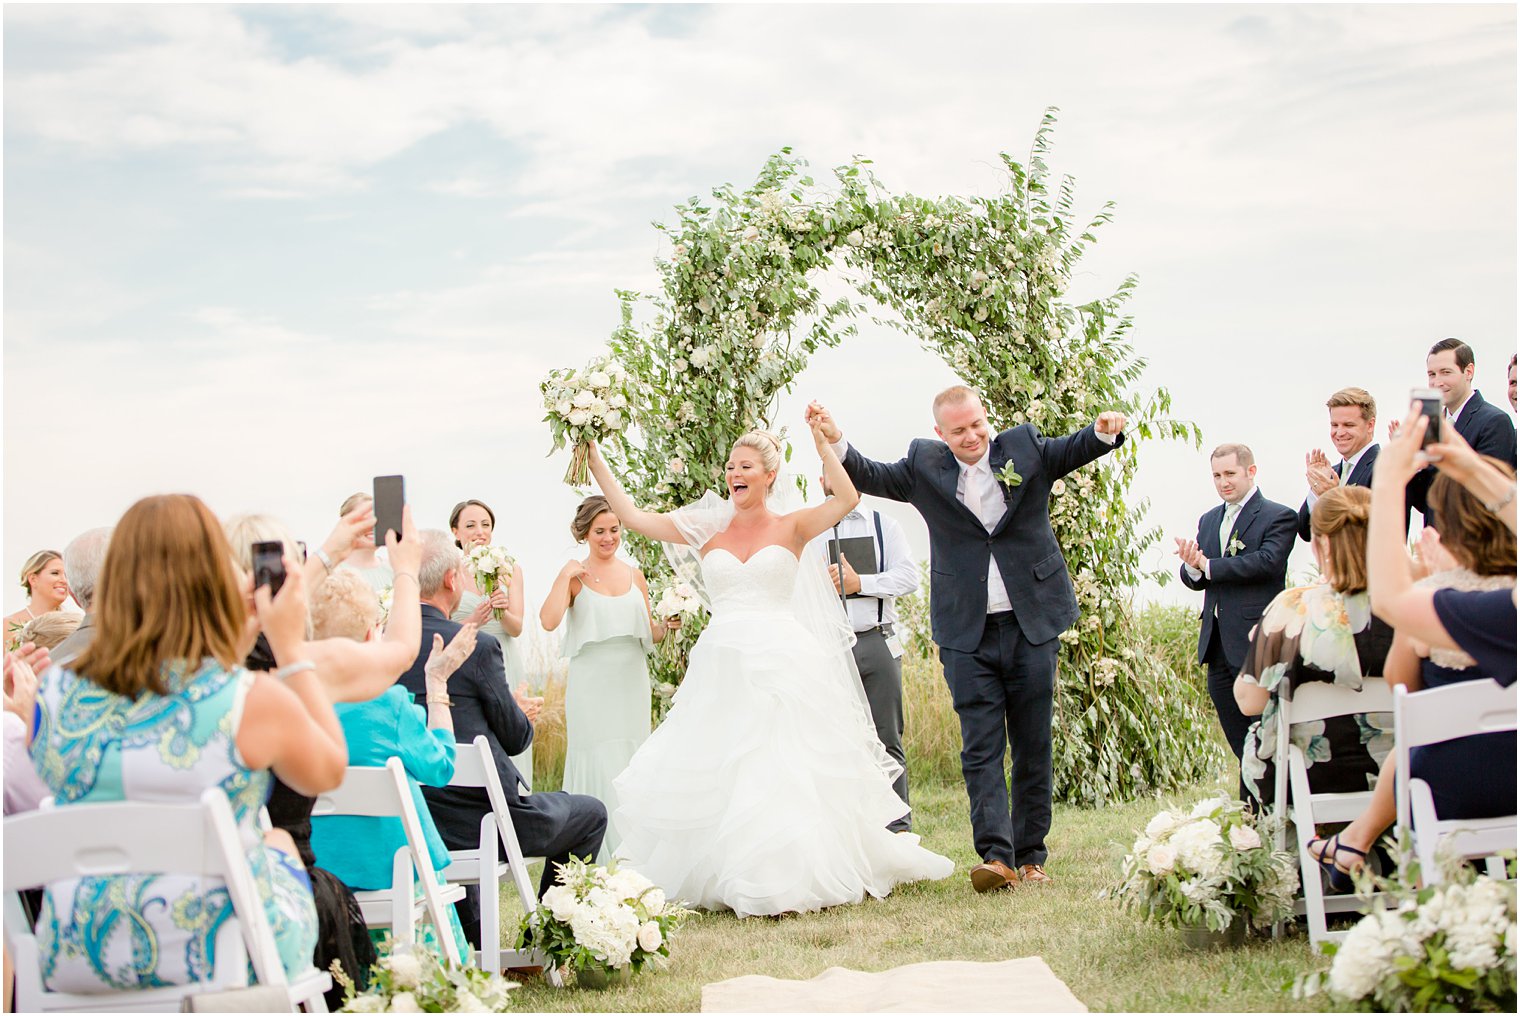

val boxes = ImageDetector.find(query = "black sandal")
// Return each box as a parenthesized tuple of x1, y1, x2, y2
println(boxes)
(1307, 834, 1366, 893)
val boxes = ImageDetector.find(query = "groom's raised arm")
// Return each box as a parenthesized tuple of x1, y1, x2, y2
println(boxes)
(807, 401, 917, 502)
(1036, 412, 1127, 479)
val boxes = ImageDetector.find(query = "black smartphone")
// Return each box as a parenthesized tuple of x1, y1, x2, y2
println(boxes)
(251, 540, 286, 597)
(373, 475, 405, 547)
(1412, 387, 1443, 449)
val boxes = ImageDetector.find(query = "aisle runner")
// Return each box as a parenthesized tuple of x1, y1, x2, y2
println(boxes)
(700, 956, 1087, 1012)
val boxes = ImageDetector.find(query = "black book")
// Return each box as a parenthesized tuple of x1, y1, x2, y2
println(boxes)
(827, 535, 879, 599)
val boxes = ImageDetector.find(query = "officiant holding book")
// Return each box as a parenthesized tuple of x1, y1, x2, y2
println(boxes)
(811, 476, 921, 832)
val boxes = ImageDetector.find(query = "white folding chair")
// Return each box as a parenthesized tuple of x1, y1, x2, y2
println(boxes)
(4, 788, 330, 1012)
(311, 759, 466, 965)
(1393, 680, 1518, 884)
(1272, 679, 1394, 947)
(439, 735, 561, 985)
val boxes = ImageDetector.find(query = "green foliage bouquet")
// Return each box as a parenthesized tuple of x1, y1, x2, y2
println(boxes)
(518, 857, 693, 987)
(1109, 795, 1298, 932)
(1297, 850, 1516, 1012)
(331, 945, 518, 1013)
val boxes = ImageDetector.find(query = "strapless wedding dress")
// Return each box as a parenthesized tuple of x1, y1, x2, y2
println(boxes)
(610, 544, 953, 917)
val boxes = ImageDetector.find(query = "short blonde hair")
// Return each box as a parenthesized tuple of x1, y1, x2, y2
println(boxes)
(309, 569, 379, 642)
(1326, 387, 1376, 422)
(932, 385, 981, 420)
(339, 492, 372, 517)
(222, 513, 301, 573)
(732, 431, 783, 488)
(18, 610, 82, 651)
(1210, 443, 1255, 468)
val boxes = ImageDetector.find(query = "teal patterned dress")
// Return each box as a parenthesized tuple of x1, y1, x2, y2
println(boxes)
(28, 660, 318, 992)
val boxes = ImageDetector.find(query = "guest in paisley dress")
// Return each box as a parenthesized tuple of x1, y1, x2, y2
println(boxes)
(27, 494, 347, 992)
(1235, 486, 1394, 812)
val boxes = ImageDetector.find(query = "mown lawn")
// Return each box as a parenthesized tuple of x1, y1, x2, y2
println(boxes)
(499, 777, 1332, 1012)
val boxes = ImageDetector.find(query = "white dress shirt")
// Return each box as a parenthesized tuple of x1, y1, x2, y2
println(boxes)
(809, 505, 919, 631)
(1446, 391, 1475, 424)
(1186, 486, 1259, 583)
(1305, 442, 1373, 510)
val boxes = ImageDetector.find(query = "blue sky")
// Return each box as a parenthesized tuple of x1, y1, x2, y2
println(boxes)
(4, 3, 1515, 627)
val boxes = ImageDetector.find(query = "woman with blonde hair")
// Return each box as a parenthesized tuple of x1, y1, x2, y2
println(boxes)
(28, 494, 344, 991)
(1233, 486, 1394, 818)
(5, 551, 70, 650)
(334, 492, 393, 593)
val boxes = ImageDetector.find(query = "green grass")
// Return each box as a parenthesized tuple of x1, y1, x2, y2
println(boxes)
(495, 776, 1331, 1012)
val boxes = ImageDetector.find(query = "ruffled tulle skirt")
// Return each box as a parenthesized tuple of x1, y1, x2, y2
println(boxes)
(610, 611, 954, 917)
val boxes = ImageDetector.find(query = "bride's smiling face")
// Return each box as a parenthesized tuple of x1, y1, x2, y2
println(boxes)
(725, 448, 775, 509)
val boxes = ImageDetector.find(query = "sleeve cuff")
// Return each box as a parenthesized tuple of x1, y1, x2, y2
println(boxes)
(1095, 429, 1117, 446)
(1185, 564, 1203, 581)
(831, 437, 850, 459)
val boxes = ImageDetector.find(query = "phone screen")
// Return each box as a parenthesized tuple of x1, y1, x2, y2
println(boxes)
(1412, 388, 1443, 449)
(373, 475, 405, 547)
(251, 540, 286, 597)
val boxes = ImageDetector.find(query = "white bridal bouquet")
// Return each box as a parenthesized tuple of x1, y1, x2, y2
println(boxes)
(465, 544, 514, 623)
(332, 944, 518, 1013)
(518, 857, 692, 988)
(1107, 795, 1298, 934)
(1297, 850, 1516, 1012)
(541, 355, 638, 486)
(653, 581, 702, 623)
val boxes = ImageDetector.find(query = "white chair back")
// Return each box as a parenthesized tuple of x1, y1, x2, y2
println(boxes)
(1393, 680, 1518, 882)
(3, 788, 329, 1012)
(311, 758, 463, 965)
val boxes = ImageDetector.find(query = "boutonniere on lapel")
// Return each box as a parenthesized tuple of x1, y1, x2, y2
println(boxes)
(1226, 535, 1246, 557)
(995, 460, 1023, 494)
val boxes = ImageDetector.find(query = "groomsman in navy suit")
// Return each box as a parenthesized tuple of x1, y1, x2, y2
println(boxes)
(808, 387, 1126, 893)
(1175, 444, 1296, 795)
(1297, 387, 1380, 541)
(1407, 338, 1518, 520)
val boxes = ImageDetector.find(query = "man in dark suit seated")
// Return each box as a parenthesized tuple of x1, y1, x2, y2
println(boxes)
(1407, 338, 1518, 521)
(402, 531, 606, 949)
(809, 387, 1126, 893)
(1174, 443, 1297, 797)
(1297, 387, 1380, 542)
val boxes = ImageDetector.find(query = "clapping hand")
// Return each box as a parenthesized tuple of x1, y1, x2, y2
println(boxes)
(424, 623, 478, 690)
(1173, 536, 1206, 571)
(1411, 527, 1459, 580)
(514, 684, 544, 724)
(1094, 411, 1127, 436)
(3, 649, 40, 732)
(1305, 449, 1338, 495)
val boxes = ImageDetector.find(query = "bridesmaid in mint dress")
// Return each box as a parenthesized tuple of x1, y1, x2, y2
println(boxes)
(449, 498, 537, 786)
(540, 496, 674, 860)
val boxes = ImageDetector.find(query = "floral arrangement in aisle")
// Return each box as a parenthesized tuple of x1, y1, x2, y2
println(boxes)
(464, 544, 515, 623)
(540, 354, 639, 485)
(1107, 795, 1298, 933)
(331, 945, 518, 1013)
(1297, 848, 1516, 1012)
(518, 857, 692, 987)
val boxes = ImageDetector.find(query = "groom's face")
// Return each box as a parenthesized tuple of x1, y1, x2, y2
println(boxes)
(935, 398, 991, 466)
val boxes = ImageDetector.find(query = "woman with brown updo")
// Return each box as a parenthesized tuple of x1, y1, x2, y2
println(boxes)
(540, 495, 673, 860)
(6, 551, 70, 651)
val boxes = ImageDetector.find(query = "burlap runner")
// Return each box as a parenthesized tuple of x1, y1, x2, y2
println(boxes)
(700, 956, 1087, 1012)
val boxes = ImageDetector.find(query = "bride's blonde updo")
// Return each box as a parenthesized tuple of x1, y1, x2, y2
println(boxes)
(732, 430, 783, 492)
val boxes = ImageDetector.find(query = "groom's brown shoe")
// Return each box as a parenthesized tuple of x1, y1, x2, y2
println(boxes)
(1018, 864, 1053, 884)
(970, 860, 1020, 893)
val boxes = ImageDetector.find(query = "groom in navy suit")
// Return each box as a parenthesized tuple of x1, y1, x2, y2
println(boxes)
(809, 387, 1125, 893)
(1175, 443, 1297, 796)
(1296, 387, 1381, 542)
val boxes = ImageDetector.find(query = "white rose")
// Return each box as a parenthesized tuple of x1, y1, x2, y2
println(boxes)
(1051, 479, 1066, 496)
(643, 887, 667, 913)
(669, 457, 686, 475)
(1228, 825, 1261, 851)
(846, 230, 864, 246)
(604, 409, 624, 430)
(589, 397, 608, 417)
(568, 408, 590, 427)
(673, 357, 688, 373)
(385, 951, 422, 989)
(587, 370, 611, 390)
(1190, 796, 1227, 819)
(690, 347, 710, 369)
(1143, 810, 1178, 840)
(572, 389, 595, 409)
(388, 991, 421, 1013)
(555, 399, 573, 417)
(1145, 843, 1177, 875)
(543, 885, 578, 923)
(742, 225, 761, 242)
(608, 392, 627, 409)
(637, 920, 663, 952)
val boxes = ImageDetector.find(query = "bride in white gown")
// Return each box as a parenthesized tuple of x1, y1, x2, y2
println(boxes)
(586, 421, 953, 918)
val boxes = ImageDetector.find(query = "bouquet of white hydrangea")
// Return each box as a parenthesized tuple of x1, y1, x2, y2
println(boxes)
(519, 857, 691, 988)
(332, 942, 517, 1013)
(1106, 794, 1298, 933)
(465, 544, 515, 623)
(1297, 848, 1516, 1012)
(541, 355, 638, 485)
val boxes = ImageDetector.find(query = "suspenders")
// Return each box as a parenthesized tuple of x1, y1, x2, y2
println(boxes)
(834, 511, 888, 626)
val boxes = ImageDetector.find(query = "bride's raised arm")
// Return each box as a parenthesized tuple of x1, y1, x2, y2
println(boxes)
(787, 417, 861, 547)
(587, 442, 684, 544)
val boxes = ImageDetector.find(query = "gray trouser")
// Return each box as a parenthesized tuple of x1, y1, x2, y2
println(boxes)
(853, 626, 910, 832)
